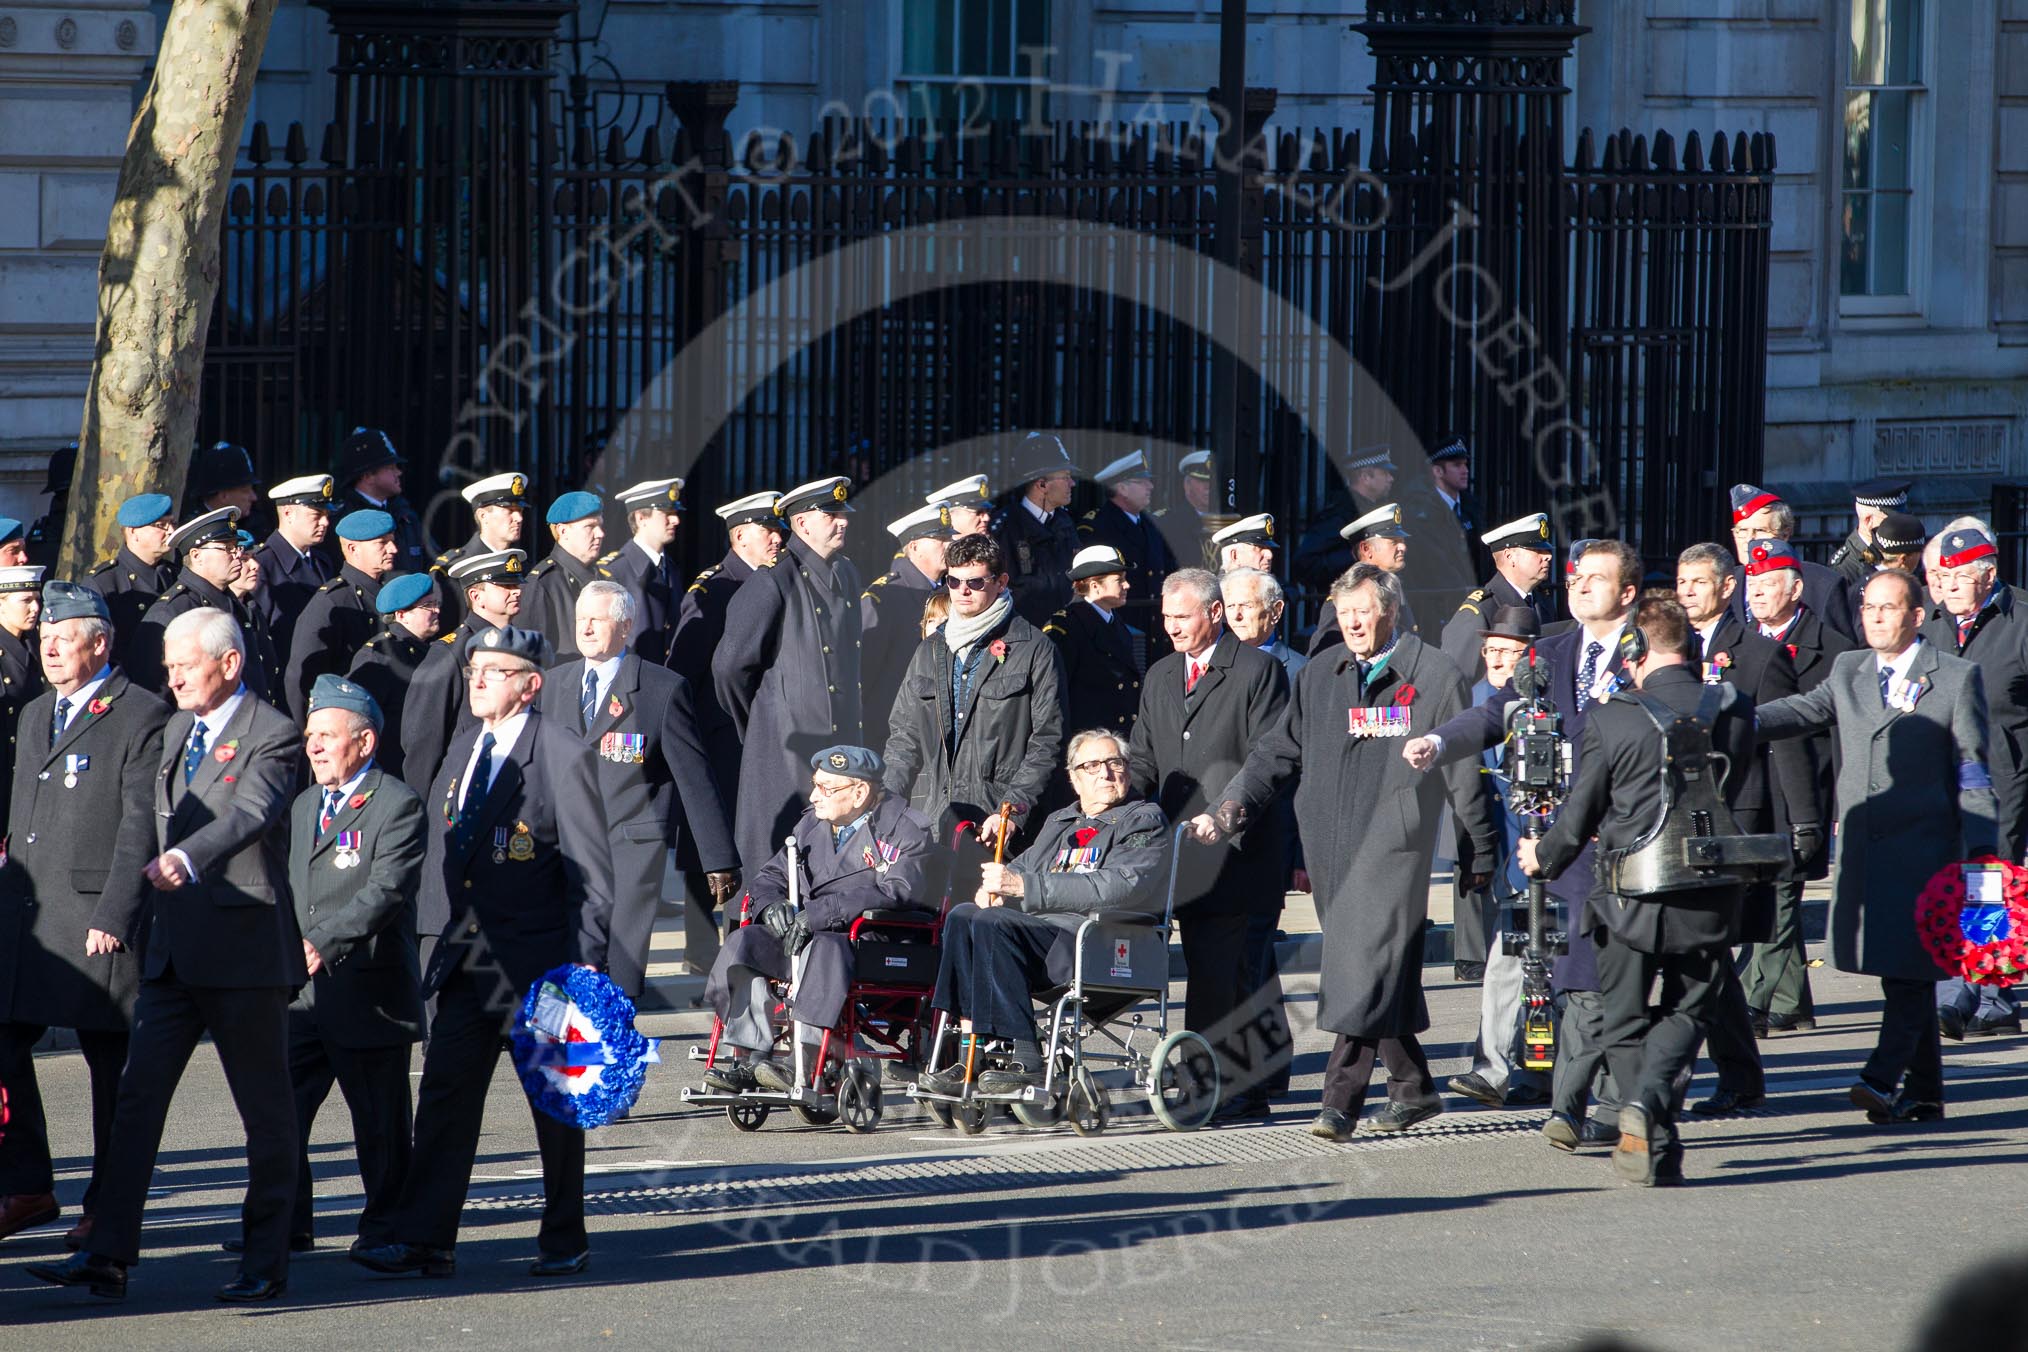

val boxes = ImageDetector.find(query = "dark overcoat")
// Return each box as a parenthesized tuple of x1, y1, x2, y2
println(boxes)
(284, 564, 383, 723)
(859, 554, 938, 755)
(523, 548, 613, 664)
(1044, 600, 1143, 739)
(1922, 585, 2028, 859)
(668, 550, 755, 813)
(347, 626, 432, 779)
(601, 540, 678, 666)
(252, 531, 333, 660)
(397, 616, 489, 795)
(83, 547, 175, 679)
(992, 503, 1078, 628)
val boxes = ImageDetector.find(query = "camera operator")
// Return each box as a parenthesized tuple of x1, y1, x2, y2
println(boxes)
(1517, 598, 1757, 1187)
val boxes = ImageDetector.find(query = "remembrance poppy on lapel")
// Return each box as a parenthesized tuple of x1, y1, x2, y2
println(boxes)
(349, 791, 371, 810)
(214, 742, 237, 763)
(1073, 827, 1098, 848)
(989, 639, 1008, 664)
(1394, 685, 1417, 707)
(608, 695, 624, 717)
(86, 696, 110, 717)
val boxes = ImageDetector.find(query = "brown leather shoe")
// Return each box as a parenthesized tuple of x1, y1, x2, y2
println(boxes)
(64, 1214, 94, 1251)
(0, 1192, 60, 1241)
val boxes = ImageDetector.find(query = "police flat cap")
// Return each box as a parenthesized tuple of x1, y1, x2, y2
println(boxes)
(1428, 436, 1470, 464)
(888, 504, 953, 545)
(41, 579, 109, 623)
(810, 744, 883, 783)
(1211, 513, 1277, 550)
(167, 506, 242, 553)
(447, 548, 527, 587)
(117, 493, 175, 529)
(1729, 483, 1783, 523)
(270, 474, 335, 509)
(462, 472, 529, 509)
(1093, 449, 1153, 487)
(925, 474, 990, 506)
(1177, 450, 1213, 481)
(716, 491, 783, 529)
(1938, 524, 1998, 569)
(1340, 502, 1408, 545)
(307, 673, 384, 731)
(1343, 444, 1397, 474)
(617, 478, 684, 511)
(1009, 432, 1077, 485)
(189, 441, 259, 497)
(0, 565, 45, 594)
(778, 476, 854, 518)
(1068, 544, 1128, 581)
(545, 490, 603, 526)
(1482, 512, 1554, 552)
(375, 571, 435, 614)
(1741, 539, 1801, 575)
(1478, 604, 1541, 643)
(461, 624, 548, 667)
(337, 426, 405, 480)
(337, 508, 395, 542)
(1853, 477, 1912, 510)
(1873, 512, 1927, 555)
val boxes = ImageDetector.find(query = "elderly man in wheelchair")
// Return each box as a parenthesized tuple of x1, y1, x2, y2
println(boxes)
(916, 729, 1171, 1097)
(700, 745, 935, 1094)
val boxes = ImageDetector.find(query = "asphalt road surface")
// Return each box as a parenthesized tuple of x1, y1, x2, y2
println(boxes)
(3, 950, 2023, 1351)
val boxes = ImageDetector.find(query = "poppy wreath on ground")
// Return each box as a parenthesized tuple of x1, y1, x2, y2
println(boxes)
(1914, 857, 2028, 987)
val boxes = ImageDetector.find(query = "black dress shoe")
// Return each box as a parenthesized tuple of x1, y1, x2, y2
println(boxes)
(1966, 1014, 2020, 1037)
(1446, 1072, 1504, 1110)
(1502, 1083, 1550, 1108)
(1365, 1099, 1443, 1134)
(1939, 1007, 1967, 1042)
(1690, 1088, 1765, 1116)
(974, 1065, 1043, 1094)
(1578, 1117, 1620, 1146)
(221, 1234, 314, 1255)
(25, 1251, 127, 1300)
(1651, 1149, 1687, 1187)
(701, 1061, 757, 1094)
(1453, 961, 1487, 983)
(1749, 1008, 1770, 1040)
(529, 1249, 589, 1278)
(1891, 1099, 1945, 1123)
(1765, 1010, 1817, 1033)
(914, 1064, 967, 1097)
(1849, 1079, 1896, 1124)
(349, 1241, 455, 1277)
(217, 1274, 286, 1302)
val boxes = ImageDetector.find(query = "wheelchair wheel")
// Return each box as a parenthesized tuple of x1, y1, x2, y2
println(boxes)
(726, 1100, 770, 1132)
(952, 1099, 989, 1135)
(1066, 1070, 1110, 1137)
(1149, 1029, 1221, 1132)
(837, 1062, 883, 1134)
(1010, 1092, 1064, 1129)
(791, 1100, 838, 1127)
(923, 1096, 956, 1129)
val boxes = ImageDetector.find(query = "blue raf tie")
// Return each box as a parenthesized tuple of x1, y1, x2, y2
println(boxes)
(183, 719, 208, 785)
(51, 696, 70, 748)
(462, 732, 495, 825)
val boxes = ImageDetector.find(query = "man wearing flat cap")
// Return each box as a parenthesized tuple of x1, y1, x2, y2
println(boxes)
(398, 549, 526, 795)
(861, 503, 952, 755)
(285, 509, 399, 724)
(714, 476, 866, 875)
(354, 625, 614, 1282)
(1044, 544, 1144, 740)
(429, 472, 529, 633)
(332, 428, 431, 579)
(599, 478, 685, 665)
(1829, 477, 1913, 586)
(1442, 512, 1558, 683)
(700, 745, 933, 1092)
(346, 572, 440, 781)
(85, 493, 178, 678)
(253, 475, 337, 658)
(1079, 449, 1178, 649)
(130, 508, 282, 704)
(1295, 443, 1397, 592)
(992, 433, 1082, 628)
(0, 583, 170, 1249)
(523, 491, 613, 662)
(284, 675, 425, 1256)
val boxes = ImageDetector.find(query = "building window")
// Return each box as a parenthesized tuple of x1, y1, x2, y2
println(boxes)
(1839, 0, 1926, 308)
(899, 0, 1051, 123)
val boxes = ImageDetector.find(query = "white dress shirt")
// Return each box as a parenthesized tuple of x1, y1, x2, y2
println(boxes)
(52, 665, 113, 735)
(166, 685, 249, 880)
(459, 709, 530, 800)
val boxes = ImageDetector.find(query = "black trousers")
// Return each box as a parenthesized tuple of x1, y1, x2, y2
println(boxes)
(1180, 909, 1250, 1097)
(928, 904, 1061, 1046)
(1698, 958, 1767, 1097)
(287, 1007, 414, 1245)
(1742, 877, 1815, 1018)
(0, 1022, 128, 1207)
(390, 969, 586, 1256)
(1453, 880, 1495, 970)
(1864, 977, 1943, 1104)
(1319, 1034, 1435, 1116)
(1593, 934, 1726, 1154)
(90, 978, 297, 1281)
(1243, 904, 1293, 1099)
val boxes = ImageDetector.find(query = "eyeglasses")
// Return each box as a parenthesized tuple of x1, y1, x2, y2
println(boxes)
(1071, 756, 1129, 777)
(945, 575, 995, 593)
(810, 780, 860, 797)
(462, 663, 531, 685)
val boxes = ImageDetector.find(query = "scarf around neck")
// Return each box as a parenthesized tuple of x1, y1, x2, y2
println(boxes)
(945, 592, 1013, 656)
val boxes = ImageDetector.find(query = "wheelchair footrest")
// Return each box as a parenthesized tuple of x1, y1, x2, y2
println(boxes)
(1499, 930, 1570, 957)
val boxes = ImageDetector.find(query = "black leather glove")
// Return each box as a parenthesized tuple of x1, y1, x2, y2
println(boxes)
(1790, 822, 1823, 868)
(756, 901, 795, 940)
(784, 913, 813, 959)
(1213, 799, 1248, 837)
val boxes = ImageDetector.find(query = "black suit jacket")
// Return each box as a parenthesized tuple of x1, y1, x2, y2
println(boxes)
(1044, 599, 1144, 738)
(1536, 664, 1756, 954)
(1128, 629, 1290, 916)
(602, 540, 678, 665)
(288, 766, 426, 1047)
(1729, 561, 1856, 644)
(1697, 612, 1817, 839)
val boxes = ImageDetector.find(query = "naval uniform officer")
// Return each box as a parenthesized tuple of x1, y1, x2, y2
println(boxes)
(523, 490, 614, 662)
(861, 503, 953, 755)
(1310, 502, 1418, 655)
(1397, 435, 1490, 613)
(599, 478, 685, 665)
(428, 472, 530, 633)
(252, 474, 336, 660)
(1440, 512, 1558, 682)
(331, 428, 432, 580)
(992, 434, 1081, 628)
(1293, 444, 1396, 593)
(285, 508, 397, 723)
(351, 625, 614, 1282)
(1209, 512, 1279, 577)
(398, 549, 527, 795)
(1078, 449, 1178, 649)
(346, 572, 441, 781)
(131, 507, 283, 705)
(83, 493, 177, 679)
(540, 580, 738, 998)
(0, 583, 170, 1249)
(284, 675, 426, 1252)
(1043, 544, 1143, 740)
(1153, 450, 1218, 570)
(713, 477, 865, 875)
(924, 473, 995, 538)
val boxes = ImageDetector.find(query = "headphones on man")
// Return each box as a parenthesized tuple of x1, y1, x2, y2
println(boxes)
(1618, 623, 1649, 668)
